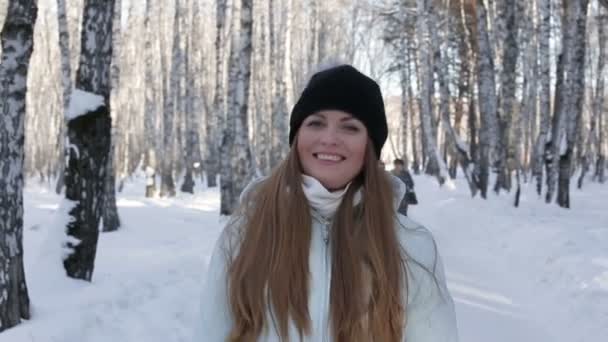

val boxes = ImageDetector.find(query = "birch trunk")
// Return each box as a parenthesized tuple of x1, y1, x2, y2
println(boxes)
(416, 0, 447, 185)
(63, 0, 115, 281)
(220, 0, 254, 215)
(0, 0, 37, 329)
(494, 0, 519, 194)
(475, 0, 499, 198)
(102, 0, 122, 232)
(143, 0, 157, 197)
(207, 0, 228, 188)
(534, 0, 552, 196)
(556, 0, 589, 208)
(55, 0, 71, 194)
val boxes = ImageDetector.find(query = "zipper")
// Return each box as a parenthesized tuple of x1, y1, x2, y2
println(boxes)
(313, 211, 332, 342)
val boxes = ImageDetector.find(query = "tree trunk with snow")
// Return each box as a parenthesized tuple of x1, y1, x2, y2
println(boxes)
(270, 0, 290, 167)
(493, 0, 519, 194)
(533, 0, 552, 196)
(160, 1, 181, 198)
(0, 0, 37, 330)
(143, 0, 157, 198)
(406, 47, 421, 174)
(475, 0, 499, 199)
(593, 8, 606, 184)
(102, 0, 122, 232)
(430, 2, 476, 193)
(181, 9, 201, 194)
(399, 64, 410, 169)
(55, 0, 71, 195)
(416, 0, 447, 185)
(580, 8, 605, 188)
(555, 0, 589, 208)
(63, 0, 115, 280)
(220, 0, 254, 215)
(207, 0, 229, 188)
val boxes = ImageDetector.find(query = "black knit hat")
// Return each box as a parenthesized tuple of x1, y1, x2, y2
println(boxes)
(288, 64, 388, 159)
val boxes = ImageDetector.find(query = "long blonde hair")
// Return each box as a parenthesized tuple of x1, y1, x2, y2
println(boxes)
(226, 143, 407, 342)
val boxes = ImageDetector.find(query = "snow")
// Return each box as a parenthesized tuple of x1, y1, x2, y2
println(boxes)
(1, 173, 606, 342)
(66, 89, 105, 121)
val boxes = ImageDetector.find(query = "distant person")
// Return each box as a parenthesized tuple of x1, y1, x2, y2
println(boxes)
(392, 158, 417, 216)
(193, 64, 457, 341)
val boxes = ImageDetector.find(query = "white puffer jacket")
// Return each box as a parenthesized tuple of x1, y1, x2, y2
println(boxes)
(192, 175, 459, 341)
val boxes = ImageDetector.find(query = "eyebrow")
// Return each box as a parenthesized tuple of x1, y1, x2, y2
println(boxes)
(310, 113, 356, 122)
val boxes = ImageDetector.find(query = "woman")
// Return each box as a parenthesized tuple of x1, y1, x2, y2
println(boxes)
(193, 64, 458, 341)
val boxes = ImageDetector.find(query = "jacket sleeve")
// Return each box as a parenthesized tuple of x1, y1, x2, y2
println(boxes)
(399, 219, 459, 342)
(192, 228, 234, 342)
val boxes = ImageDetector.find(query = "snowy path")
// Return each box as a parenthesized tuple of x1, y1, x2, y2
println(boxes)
(1, 176, 606, 342)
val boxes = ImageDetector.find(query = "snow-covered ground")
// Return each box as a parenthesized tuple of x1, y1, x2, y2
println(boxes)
(1, 174, 606, 342)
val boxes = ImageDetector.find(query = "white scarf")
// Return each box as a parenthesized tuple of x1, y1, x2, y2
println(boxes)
(301, 174, 362, 218)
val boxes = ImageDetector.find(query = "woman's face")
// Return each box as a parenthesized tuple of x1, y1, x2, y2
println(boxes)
(296, 110, 368, 190)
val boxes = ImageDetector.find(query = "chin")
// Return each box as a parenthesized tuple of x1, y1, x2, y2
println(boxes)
(317, 177, 348, 191)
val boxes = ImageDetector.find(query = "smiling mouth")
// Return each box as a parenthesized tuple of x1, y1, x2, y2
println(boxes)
(314, 153, 346, 162)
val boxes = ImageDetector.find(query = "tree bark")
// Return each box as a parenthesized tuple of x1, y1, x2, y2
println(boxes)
(0, 0, 37, 330)
(103, 0, 122, 232)
(220, 0, 254, 215)
(475, 0, 499, 198)
(143, 0, 157, 197)
(63, 0, 115, 281)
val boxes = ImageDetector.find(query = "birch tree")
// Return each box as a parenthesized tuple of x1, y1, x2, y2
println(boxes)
(63, 0, 115, 280)
(160, 0, 181, 197)
(416, 0, 447, 185)
(0, 0, 37, 330)
(475, 0, 499, 198)
(143, 0, 157, 197)
(55, 0, 71, 194)
(103, 0, 121, 232)
(555, 0, 590, 208)
(532, 0, 552, 196)
(494, 0, 520, 194)
(207, 0, 229, 188)
(593, 3, 606, 183)
(220, 0, 254, 215)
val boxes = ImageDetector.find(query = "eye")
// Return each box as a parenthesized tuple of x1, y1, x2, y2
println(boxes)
(342, 124, 360, 132)
(306, 120, 324, 127)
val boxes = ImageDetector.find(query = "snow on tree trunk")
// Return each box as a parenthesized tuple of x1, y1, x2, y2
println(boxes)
(399, 64, 410, 168)
(580, 8, 605, 188)
(252, 1, 271, 175)
(63, 0, 115, 281)
(270, 0, 290, 167)
(207, 0, 228, 188)
(55, 0, 71, 195)
(0, 0, 37, 330)
(493, 0, 519, 194)
(181, 11, 201, 194)
(103, 0, 122, 232)
(517, 0, 537, 200)
(475, 0, 499, 199)
(555, 0, 589, 208)
(143, 0, 157, 198)
(533, 0, 552, 196)
(416, 0, 447, 185)
(220, 0, 254, 215)
(593, 8, 606, 184)
(160, 1, 181, 198)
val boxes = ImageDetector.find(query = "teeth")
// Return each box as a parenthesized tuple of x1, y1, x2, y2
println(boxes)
(316, 153, 341, 161)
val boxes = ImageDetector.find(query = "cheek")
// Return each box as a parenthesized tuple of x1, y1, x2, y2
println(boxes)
(347, 136, 368, 168)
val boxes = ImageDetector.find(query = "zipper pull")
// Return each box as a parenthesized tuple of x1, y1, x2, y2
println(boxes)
(323, 221, 330, 245)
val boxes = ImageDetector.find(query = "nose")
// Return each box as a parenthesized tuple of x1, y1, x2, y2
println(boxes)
(318, 125, 340, 146)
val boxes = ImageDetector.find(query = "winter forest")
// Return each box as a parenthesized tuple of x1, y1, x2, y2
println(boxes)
(0, 0, 607, 341)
